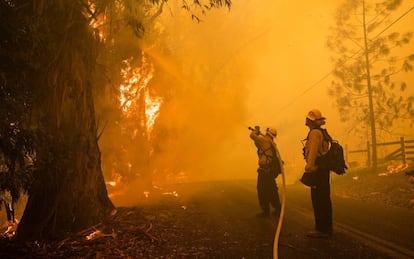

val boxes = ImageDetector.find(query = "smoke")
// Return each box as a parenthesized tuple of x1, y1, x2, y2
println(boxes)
(99, 1, 341, 195)
(127, 4, 245, 179)
(141, 0, 343, 183)
(98, 0, 414, 206)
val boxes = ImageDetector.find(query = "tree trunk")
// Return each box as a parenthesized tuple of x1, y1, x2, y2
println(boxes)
(16, 1, 114, 241)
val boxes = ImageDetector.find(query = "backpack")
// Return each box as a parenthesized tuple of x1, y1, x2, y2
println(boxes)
(312, 128, 348, 175)
(258, 141, 282, 178)
(269, 143, 282, 178)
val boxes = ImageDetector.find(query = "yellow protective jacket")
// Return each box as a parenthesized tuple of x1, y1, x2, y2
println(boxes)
(304, 128, 329, 172)
(250, 131, 283, 173)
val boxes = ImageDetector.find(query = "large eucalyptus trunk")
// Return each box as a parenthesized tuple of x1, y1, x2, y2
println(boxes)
(16, 1, 114, 241)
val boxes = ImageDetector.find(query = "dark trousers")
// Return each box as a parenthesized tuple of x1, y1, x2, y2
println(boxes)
(257, 170, 281, 215)
(310, 169, 332, 233)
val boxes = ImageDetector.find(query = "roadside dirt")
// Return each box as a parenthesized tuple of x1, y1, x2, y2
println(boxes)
(331, 168, 414, 210)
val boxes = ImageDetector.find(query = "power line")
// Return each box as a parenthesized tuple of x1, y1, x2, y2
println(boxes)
(278, 71, 332, 112)
(373, 5, 414, 39)
(278, 5, 414, 113)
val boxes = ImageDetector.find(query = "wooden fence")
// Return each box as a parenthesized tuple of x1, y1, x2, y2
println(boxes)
(346, 137, 414, 168)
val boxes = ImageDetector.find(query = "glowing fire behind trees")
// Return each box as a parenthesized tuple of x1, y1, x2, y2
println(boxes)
(86, 1, 166, 196)
(103, 52, 163, 195)
(87, 3, 106, 42)
(119, 53, 162, 140)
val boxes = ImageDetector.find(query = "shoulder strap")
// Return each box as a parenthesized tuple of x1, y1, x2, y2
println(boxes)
(304, 128, 332, 156)
(319, 128, 333, 142)
(256, 140, 274, 163)
(305, 128, 333, 143)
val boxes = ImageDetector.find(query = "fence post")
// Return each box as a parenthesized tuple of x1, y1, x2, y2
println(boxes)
(367, 141, 371, 168)
(400, 137, 406, 165)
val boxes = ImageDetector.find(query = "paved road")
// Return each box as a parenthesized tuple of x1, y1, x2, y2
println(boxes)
(157, 179, 414, 258)
(279, 183, 414, 259)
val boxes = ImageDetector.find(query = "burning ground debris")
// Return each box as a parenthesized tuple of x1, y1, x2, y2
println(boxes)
(378, 161, 409, 176)
(0, 177, 412, 258)
(0, 207, 163, 258)
(1, 220, 18, 239)
(0, 195, 185, 258)
(0, 186, 271, 258)
(0, 181, 273, 258)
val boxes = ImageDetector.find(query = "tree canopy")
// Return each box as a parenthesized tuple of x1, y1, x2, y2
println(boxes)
(328, 0, 414, 138)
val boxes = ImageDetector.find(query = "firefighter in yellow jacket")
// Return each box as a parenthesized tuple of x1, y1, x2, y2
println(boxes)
(303, 109, 332, 238)
(250, 126, 282, 218)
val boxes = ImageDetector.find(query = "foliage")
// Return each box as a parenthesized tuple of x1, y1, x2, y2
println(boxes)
(0, 1, 36, 203)
(327, 0, 414, 137)
(0, 124, 34, 202)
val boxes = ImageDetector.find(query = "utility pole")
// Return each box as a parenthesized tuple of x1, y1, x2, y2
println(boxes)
(362, 0, 378, 173)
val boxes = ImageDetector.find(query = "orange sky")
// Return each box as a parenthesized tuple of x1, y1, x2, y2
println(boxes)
(124, 0, 414, 185)
(222, 1, 414, 181)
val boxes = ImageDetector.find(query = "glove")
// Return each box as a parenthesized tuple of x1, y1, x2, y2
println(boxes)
(254, 126, 260, 135)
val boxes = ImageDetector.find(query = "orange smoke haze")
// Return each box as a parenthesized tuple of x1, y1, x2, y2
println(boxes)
(96, 1, 414, 206)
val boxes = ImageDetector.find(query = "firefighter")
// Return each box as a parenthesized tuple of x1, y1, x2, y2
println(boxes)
(249, 126, 282, 218)
(303, 109, 333, 238)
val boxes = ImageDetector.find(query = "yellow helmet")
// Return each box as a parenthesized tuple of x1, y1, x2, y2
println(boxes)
(306, 109, 326, 121)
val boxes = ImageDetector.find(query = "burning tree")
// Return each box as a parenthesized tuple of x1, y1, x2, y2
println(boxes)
(1, 0, 232, 241)
(115, 53, 162, 187)
(96, 0, 234, 191)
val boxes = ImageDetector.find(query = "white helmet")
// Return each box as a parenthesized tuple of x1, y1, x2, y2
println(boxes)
(266, 128, 277, 138)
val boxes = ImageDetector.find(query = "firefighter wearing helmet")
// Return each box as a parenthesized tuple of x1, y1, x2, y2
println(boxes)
(249, 126, 283, 218)
(303, 109, 333, 238)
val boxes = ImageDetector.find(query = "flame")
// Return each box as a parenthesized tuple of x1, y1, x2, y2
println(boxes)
(87, 2, 106, 41)
(107, 52, 162, 195)
(162, 191, 179, 197)
(2, 219, 18, 238)
(118, 52, 162, 139)
(106, 169, 124, 199)
(144, 89, 162, 138)
(107, 181, 117, 187)
(378, 161, 409, 176)
(119, 57, 147, 113)
(143, 191, 150, 198)
(86, 229, 102, 240)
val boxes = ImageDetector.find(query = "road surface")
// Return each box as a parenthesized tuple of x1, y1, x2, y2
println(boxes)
(137, 179, 414, 258)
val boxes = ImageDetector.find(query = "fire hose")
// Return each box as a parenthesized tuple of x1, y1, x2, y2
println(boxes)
(273, 164, 286, 259)
(248, 126, 286, 259)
